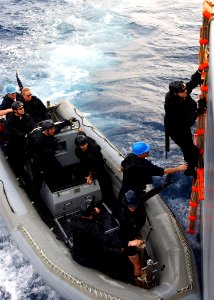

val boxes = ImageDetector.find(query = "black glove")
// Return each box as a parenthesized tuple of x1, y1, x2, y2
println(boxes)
(189, 111, 198, 126)
(197, 106, 206, 115)
(197, 97, 207, 115)
(198, 97, 207, 108)
(163, 174, 173, 187)
(62, 119, 71, 127)
(70, 117, 77, 122)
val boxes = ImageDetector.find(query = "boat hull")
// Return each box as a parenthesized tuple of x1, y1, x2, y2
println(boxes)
(0, 100, 201, 299)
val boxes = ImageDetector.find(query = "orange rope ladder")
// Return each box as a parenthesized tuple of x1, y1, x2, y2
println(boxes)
(187, 0, 214, 234)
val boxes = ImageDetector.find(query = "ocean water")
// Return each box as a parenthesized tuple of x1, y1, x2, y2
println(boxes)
(0, 0, 202, 299)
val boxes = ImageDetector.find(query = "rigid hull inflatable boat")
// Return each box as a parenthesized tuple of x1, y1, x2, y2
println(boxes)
(0, 100, 200, 300)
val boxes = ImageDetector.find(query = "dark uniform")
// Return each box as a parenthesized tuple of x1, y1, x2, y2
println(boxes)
(75, 137, 117, 210)
(70, 213, 132, 282)
(0, 93, 24, 108)
(119, 200, 146, 241)
(29, 120, 70, 192)
(20, 95, 49, 124)
(5, 112, 35, 177)
(1, 94, 17, 110)
(164, 70, 201, 174)
(0, 93, 23, 118)
(119, 153, 164, 200)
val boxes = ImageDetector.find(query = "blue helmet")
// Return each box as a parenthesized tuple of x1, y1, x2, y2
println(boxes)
(6, 84, 17, 94)
(132, 141, 150, 155)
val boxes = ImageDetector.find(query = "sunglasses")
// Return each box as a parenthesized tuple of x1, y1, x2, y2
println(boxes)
(17, 107, 24, 111)
(25, 94, 32, 97)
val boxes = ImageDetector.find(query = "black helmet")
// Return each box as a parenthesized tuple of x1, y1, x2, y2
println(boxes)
(124, 190, 138, 208)
(75, 134, 87, 146)
(11, 101, 23, 111)
(41, 120, 55, 131)
(80, 199, 95, 217)
(169, 81, 186, 93)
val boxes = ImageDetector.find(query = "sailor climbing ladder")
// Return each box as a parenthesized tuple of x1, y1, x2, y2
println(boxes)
(187, 0, 212, 234)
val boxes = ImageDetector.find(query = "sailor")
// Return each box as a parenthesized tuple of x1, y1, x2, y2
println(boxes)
(118, 141, 187, 201)
(119, 174, 173, 240)
(0, 84, 22, 118)
(20, 87, 49, 123)
(164, 69, 207, 176)
(5, 101, 35, 178)
(70, 199, 145, 286)
(28, 119, 71, 193)
(74, 134, 118, 212)
(118, 190, 147, 241)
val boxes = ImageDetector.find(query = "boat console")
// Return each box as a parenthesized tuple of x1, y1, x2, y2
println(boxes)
(39, 125, 102, 217)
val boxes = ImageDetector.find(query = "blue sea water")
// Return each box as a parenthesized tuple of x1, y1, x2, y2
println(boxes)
(0, 0, 202, 299)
